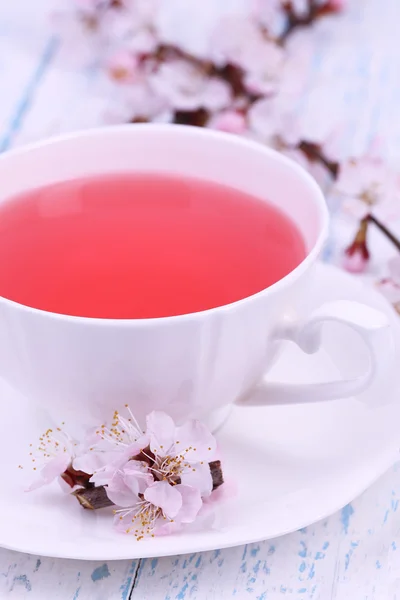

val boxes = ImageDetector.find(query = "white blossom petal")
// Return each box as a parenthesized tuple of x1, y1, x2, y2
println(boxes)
(106, 471, 140, 507)
(144, 480, 182, 519)
(174, 484, 202, 523)
(180, 461, 213, 497)
(175, 420, 217, 461)
(147, 411, 176, 455)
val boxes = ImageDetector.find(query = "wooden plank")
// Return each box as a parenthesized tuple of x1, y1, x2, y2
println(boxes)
(129, 465, 400, 599)
(0, 552, 139, 599)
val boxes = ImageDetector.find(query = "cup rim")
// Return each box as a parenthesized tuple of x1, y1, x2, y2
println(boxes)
(0, 124, 329, 325)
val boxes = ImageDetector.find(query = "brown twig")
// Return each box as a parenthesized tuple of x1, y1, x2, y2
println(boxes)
(345, 217, 370, 260)
(298, 141, 339, 178)
(73, 486, 114, 510)
(72, 461, 224, 510)
(209, 460, 224, 490)
(367, 214, 400, 253)
(279, 0, 338, 43)
(60, 466, 93, 489)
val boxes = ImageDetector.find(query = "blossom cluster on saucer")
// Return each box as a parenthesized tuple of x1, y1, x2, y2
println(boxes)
(25, 407, 222, 540)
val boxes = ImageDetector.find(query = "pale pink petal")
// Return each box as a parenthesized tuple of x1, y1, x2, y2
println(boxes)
(174, 484, 202, 523)
(342, 198, 369, 220)
(376, 278, 400, 305)
(144, 481, 182, 519)
(335, 161, 371, 196)
(211, 16, 283, 78)
(123, 460, 153, 494)
(201, 79, 232, 111)
(153, 520, 182, 536)
(389, 256, 400, 284)
(89, 453, 132, 487)
(248, 97, 280, 140)
(175, 420, 217, 461)
(26, 455, 71, 492)
(72, 450, 117, 475)
(113, 510, 135, 534)
(106, 471, 140, 507)
(249, 95, 302, 147)
(122, 440, 149, 460)
(42, 455, 71, 481)
(242, 42, 284, 96)
(243, 72, 276, 97)
(147, 411, 176, 455)
(180, 462, 213, 497)
(208, 110, 247, 134)
(149, 60, 231, 112)
(80, 426, 102, 451)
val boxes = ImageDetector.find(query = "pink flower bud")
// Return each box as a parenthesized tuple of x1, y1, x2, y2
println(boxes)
(327, 0, 347, 11)
(342, 219, 370, 273)
(208, 111, 247, 134)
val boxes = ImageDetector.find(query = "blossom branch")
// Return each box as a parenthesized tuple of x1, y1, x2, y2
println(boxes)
(279, 0, 341, 43)
(367, 214, 400, 253)
(297, 141, 339, 178)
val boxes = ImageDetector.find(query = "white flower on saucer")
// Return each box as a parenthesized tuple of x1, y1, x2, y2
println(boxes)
(112, 471, 203, 539)
(80, 409, 218, 539)
(26, 426, 82, 492)
(73, 405, 149, 486)
(146, 411, 217, 497)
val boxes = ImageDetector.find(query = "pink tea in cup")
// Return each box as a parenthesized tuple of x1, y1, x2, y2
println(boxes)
(0, 172, 306, 318)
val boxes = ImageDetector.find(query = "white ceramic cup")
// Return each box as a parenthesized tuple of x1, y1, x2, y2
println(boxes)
(0, 125, 394, 431)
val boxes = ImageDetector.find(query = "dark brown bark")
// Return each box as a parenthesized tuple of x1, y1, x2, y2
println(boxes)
(209, 460, 224, 490)
(73, 486, 114, 510)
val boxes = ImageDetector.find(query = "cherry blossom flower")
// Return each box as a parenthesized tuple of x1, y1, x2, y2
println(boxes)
(108, 410, 217, 537)
(248, 96, 302, 147)
(333, 156, 400, 221)
(105, 460, 154, 505)
(149, 59, 231, 112)
(26, 426, 82, 492)
(146, 411, 217, 497)
(103, 78, 172, 123)
(73, 406, 149, 482)
(93, 0, 160, 55)
(113, 478, 203, 539)
(211, 16, 284, 95)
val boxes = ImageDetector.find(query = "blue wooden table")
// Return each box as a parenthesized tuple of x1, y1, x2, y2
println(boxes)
(1, 0, 400, 597)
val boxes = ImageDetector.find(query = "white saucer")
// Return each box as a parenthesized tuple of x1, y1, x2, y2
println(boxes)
(1, 263, 400, 560)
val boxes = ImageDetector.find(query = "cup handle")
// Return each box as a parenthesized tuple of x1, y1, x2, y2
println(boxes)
(238, 300, 395, 406)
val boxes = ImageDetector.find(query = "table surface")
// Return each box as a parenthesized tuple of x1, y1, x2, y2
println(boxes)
(1, 1, 400, 598)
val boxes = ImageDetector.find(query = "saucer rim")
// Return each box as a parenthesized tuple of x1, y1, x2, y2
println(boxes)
(1, 262, 399, 560)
